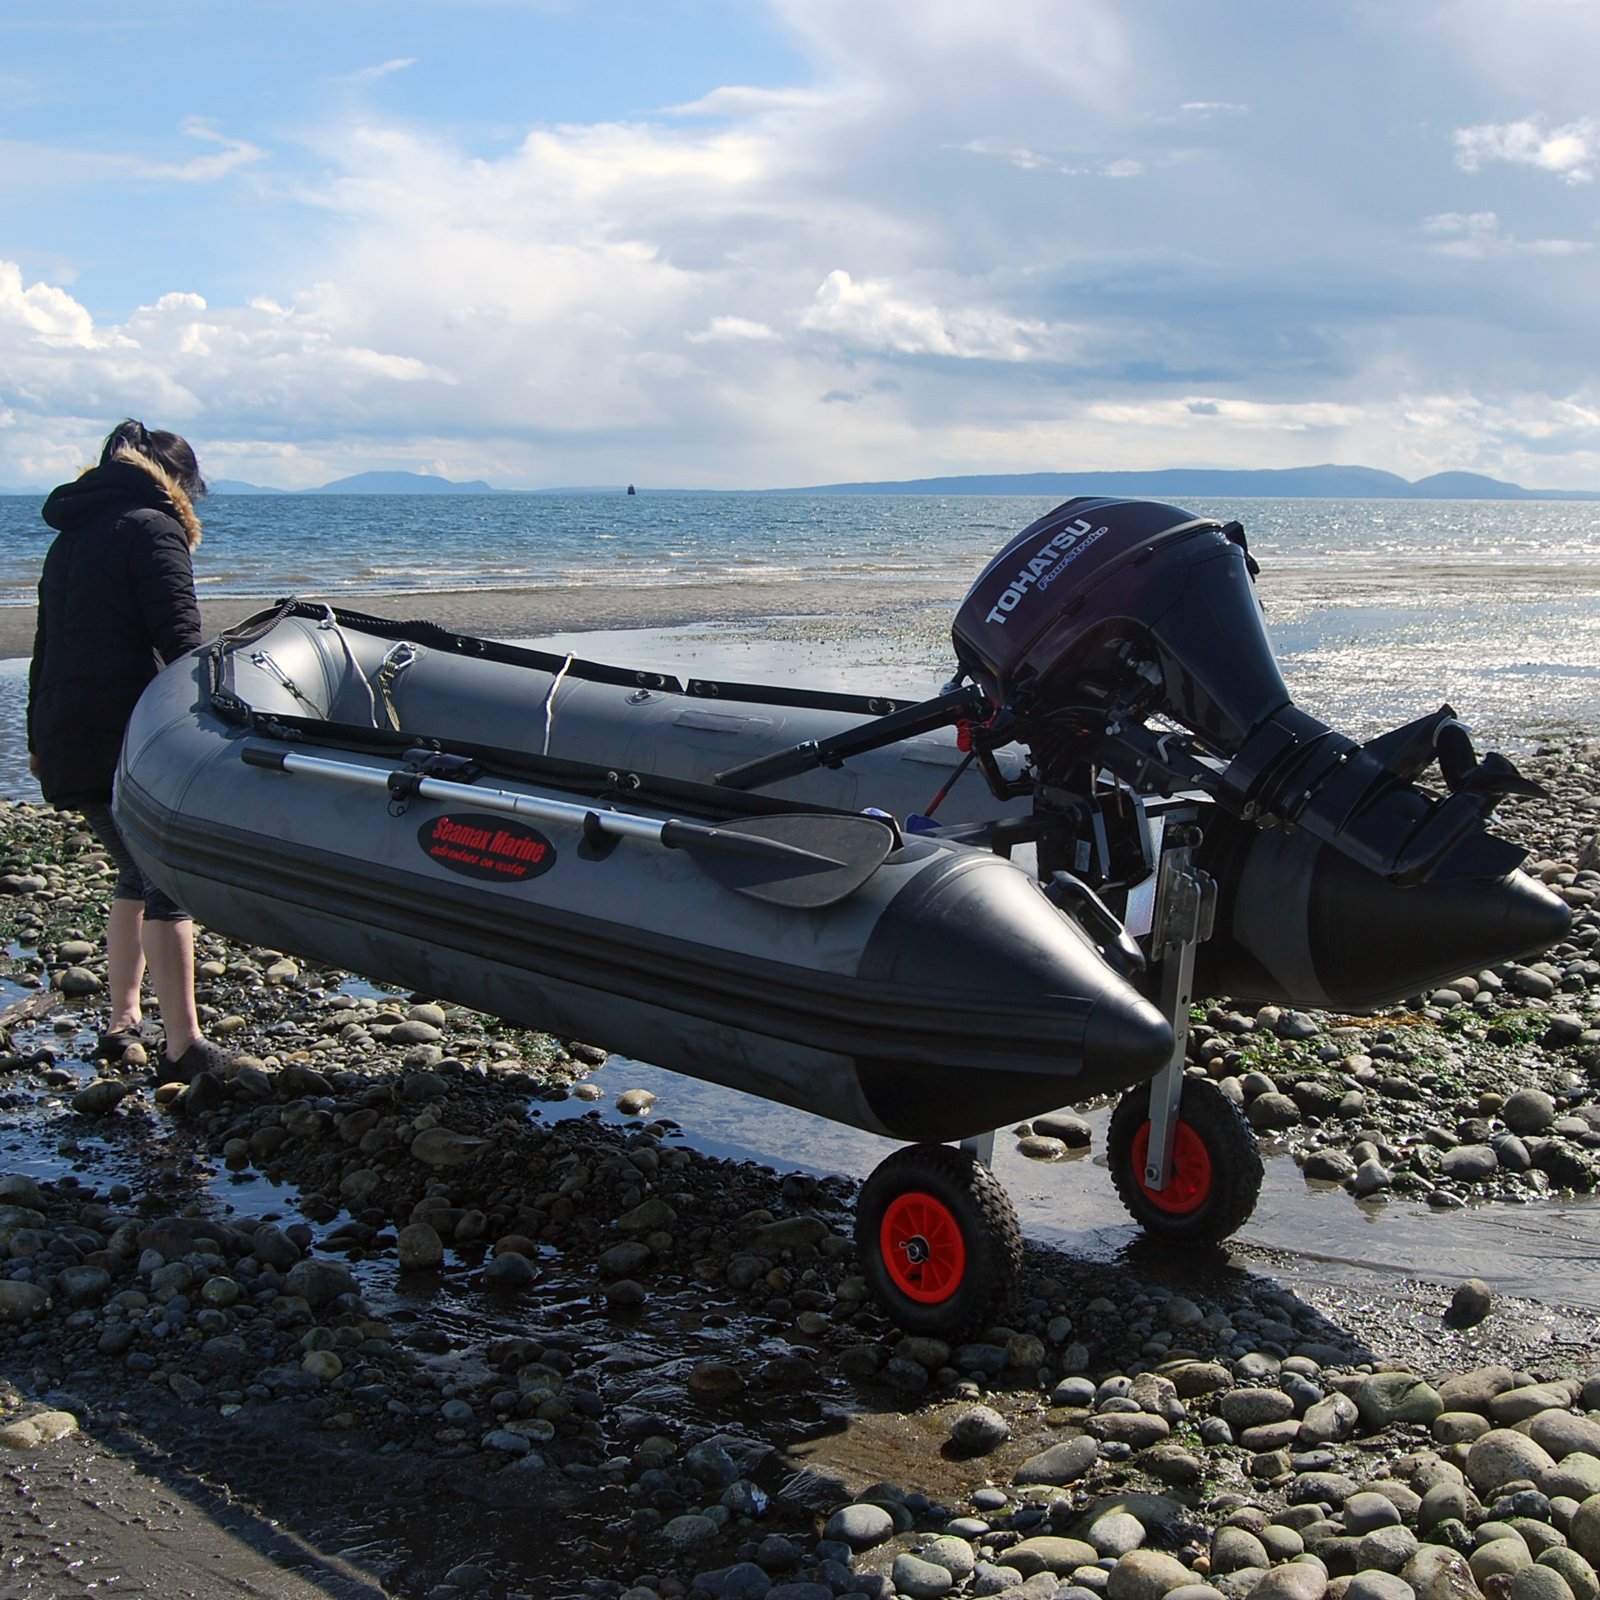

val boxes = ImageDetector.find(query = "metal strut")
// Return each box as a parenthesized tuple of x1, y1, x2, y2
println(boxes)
(1142, 810, 1215, 1192)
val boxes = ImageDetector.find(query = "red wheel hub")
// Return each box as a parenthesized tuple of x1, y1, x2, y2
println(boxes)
(1131, 1118, 1213, 1214)
(879, 1189, 966, 1303)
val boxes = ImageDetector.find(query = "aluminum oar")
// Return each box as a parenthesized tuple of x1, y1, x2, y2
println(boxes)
(240, 744, 895, 908)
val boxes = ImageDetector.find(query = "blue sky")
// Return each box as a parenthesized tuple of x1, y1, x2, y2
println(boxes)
(3, 0, 1598, 489)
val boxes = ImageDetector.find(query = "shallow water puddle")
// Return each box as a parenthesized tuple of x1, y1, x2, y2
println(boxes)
(550, 1053, 1600, 1312)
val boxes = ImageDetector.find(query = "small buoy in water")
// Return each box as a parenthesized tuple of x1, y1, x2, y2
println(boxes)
(626, 483, 636, 495)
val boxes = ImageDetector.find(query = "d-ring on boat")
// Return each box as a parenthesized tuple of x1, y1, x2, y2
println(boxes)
(115, 498, 1570, 1336)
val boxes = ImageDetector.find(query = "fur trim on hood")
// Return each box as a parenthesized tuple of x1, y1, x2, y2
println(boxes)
(100, 447, 204, 549)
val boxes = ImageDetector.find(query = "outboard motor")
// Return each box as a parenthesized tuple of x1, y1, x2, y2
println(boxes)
(951, 498, 1570, 1009)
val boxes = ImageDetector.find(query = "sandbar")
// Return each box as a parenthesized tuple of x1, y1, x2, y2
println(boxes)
(0, 579, 967, 662)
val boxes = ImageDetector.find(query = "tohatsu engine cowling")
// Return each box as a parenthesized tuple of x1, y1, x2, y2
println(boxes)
(950, 497, 1569, 1009)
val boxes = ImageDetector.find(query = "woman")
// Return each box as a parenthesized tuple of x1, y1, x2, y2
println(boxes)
(28, 419, 229, 1083)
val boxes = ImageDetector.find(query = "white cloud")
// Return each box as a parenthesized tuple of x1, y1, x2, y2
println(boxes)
(800, 269, 1071, 360)
(1420, 210, 1591, 257)
(0, 261, 99, 348)
(348, 58, 416, 84)
(0, 259, 454, 466)
(687, 316, 779, 343)
(135, 117, 268, 183)
(1455, 114, 1599, 183)
(958, 138, 1146, 179)
(669, 85, 834, 117)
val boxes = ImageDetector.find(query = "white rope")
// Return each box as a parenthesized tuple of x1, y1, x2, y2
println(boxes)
(541, 653, 575, 757)
(316, 605, 379, 727)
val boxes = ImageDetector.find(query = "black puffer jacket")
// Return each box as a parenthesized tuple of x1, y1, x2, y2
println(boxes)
(28, 454, 204, 808)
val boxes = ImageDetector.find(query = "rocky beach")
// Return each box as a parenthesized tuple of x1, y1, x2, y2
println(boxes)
(0, 705, 1596, 1600)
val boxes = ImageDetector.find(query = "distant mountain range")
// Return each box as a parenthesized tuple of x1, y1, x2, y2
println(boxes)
(10, 463, 1599, 499)
(781, 465, 1600, 500)
(211, 470, 497, 495)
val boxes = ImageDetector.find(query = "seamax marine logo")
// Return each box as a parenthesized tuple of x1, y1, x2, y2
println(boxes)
(984, 516, 1108, 626)
(419, 813, 556, 883)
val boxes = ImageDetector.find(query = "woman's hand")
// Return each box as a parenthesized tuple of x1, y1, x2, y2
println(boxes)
(27, 753, 39, 777)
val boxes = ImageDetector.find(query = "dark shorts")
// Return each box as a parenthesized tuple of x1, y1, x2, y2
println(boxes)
(78, 802, 190, 923)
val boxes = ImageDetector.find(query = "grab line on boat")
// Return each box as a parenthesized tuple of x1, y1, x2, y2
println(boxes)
(541, 653, 575, 757)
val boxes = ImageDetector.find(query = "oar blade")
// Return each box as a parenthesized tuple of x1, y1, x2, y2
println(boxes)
(685, 813, 896, 908)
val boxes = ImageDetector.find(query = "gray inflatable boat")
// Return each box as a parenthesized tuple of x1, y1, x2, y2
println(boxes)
(115, 604, 1173, 1146)
(113, 497, 1569, 1336)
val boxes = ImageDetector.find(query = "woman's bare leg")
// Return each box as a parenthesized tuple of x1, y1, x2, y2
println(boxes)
(142, 919, 202, 1059)
(105, 898, 146, 1032)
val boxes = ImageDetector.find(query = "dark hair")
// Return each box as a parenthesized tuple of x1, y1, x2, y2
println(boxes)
(100, 418, 207, 500)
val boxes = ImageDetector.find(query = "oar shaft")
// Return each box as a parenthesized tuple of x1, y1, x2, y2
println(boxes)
(246, 747, 664, 843)
(239, 743, 891, 907)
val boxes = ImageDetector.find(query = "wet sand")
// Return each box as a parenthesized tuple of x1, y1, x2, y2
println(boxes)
(0, 580, 966, 661)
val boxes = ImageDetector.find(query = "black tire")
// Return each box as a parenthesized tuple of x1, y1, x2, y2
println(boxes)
(1107, 1075, 1262, 1244)
(855, 1143, 1023, 1340)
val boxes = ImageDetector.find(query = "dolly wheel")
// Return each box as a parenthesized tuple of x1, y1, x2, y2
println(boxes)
(856, 1143, 1022, 1340)
(1107, 1075, 1263, 1245)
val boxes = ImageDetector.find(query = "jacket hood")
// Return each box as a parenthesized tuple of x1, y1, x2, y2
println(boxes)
(41, 451, 203, 549)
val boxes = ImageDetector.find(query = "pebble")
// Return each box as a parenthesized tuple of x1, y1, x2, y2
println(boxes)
(1005, 1537, 1099, 1577)
(892, 1552, 956, 1598)
(1538, 1550, 1600, 1600)
(1345, 1492, 1404, 1533)
(823, 1504, 895, 1549)
(1401, 1545, 1478, 1600)
(1032, 1112, 1093, 1146)
(1013, 1436, 1100, 1486)
(0, 1281, 51, 1321)
(1107, 1549, 1195, 1600)
(409, 1126, 490, 1167)
(1012, 1134, 1065, 1164)
(71, 1077, 131, 1115)
(482, 1251, 538, 1290)
(1247, 1568, 1327, 1600)
(1469, 1432, 1561, 1496)
(0, 1409, 79, 1450)
(1573, 1497, 1600, 1565)
(1344, 1575, 1416, 1600)
(1356, 1373, 1444, 1430)
(1446, 1279, 1495, 1328)
(1091, 1512, 1148, 1558)
(1473, 1537, 1536, 1582)
(397, 1222, 445, 1271)
(949, 1405, 1009, 1453)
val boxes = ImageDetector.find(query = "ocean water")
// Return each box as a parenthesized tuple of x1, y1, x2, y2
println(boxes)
(1, 491, 1597, 793)
(2, 489, 1597, 608)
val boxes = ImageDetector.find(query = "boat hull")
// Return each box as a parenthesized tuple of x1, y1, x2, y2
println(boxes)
(116, 647, 1173, 1141)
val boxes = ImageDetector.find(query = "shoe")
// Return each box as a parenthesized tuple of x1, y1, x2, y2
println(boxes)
(94, 1021, 160, 1061)
(157, 1039, 234, 1085)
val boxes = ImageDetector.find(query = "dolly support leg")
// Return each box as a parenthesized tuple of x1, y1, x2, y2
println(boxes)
(1141, 821, 1214, 1192)
(961, 1131, 996, 1168)
(1144, 934, 1197, 1189)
